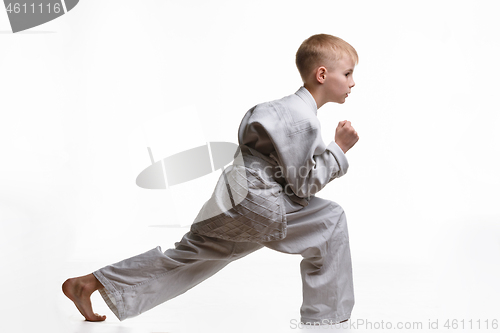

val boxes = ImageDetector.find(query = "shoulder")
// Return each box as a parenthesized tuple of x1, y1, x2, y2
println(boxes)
(250, 90, 298, 113)
(245, 99, 280, 123)
(242, 90, 320, 134)
(272, 93, 321, 136)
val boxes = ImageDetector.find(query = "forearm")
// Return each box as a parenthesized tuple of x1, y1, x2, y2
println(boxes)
(284, 142, 349, 198)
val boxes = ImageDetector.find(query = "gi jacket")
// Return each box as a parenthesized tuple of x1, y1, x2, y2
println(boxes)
(190, 86, 349, 242)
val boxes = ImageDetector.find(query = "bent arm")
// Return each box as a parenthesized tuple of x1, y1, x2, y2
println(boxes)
(274, 130, 349, 198)
(238, 102, 349, 199)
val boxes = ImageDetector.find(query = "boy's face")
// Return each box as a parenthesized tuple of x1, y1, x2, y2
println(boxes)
(324, 56, 356, 104)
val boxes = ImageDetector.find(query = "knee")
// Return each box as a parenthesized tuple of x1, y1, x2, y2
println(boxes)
(325, 201, 349, 241)
(301, 246, 325, 269)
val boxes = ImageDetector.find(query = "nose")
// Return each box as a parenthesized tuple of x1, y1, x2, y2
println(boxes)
(350, 79, 355, 88)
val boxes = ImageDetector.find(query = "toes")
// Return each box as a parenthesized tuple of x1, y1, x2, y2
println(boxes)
(93, 313, 106, 321)
(85, 313, 106, 322)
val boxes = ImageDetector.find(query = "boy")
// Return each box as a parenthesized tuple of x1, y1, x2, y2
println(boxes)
(63, 33, 359, 325)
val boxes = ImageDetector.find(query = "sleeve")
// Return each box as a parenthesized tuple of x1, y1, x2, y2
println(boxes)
(271, 127, 349, 198)
(240, 102, 349, 199)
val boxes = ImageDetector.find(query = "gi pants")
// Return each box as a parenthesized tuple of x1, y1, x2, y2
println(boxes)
(93, 195, 354, 324)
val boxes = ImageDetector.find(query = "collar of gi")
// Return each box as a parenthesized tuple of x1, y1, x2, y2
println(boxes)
(295, 86, 318, 115)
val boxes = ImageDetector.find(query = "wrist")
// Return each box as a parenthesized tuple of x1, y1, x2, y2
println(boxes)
(335, 141, 347, 154)
(326, 141, 349, 177)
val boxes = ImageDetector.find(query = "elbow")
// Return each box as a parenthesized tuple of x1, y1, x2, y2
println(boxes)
(292, 182, 322, 199)
(329, 168, 348, 182)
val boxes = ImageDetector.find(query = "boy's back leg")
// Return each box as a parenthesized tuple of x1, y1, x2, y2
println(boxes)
(70, 231, 263, 321)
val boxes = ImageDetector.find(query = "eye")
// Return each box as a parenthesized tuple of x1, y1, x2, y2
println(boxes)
(345, 72, 351, 77)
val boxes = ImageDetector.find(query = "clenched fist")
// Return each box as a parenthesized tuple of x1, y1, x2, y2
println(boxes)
(335, 120, 359, 154)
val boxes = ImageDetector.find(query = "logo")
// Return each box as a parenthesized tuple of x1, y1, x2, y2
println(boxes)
(133, 105, 244, 227)
(3, 0, 79, 33)
(136, 142, 239, 189)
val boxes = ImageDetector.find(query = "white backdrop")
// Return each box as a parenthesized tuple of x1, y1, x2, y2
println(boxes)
(1, 1, 499, 332)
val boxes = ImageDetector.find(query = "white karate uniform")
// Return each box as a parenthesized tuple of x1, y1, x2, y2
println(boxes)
(93, 86, 355, 324)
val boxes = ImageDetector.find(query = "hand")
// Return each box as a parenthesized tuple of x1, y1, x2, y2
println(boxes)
(335, 120, 359, 154)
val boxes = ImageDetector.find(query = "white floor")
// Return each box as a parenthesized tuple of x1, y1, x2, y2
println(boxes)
(2, 208, 499, 333)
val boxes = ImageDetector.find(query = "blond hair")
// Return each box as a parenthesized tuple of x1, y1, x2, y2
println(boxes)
(296, 34, 359, 82)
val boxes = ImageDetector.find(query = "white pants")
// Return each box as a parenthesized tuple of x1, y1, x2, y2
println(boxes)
(93, 196, 354, 324)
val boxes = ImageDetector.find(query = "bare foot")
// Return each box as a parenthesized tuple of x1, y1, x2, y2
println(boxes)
(62, 273, 107, 322)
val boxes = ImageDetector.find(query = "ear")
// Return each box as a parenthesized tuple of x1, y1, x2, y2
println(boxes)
(315, 66, 327, 84)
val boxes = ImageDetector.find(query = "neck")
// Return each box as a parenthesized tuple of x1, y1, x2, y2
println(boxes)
(303, 83, 327, 109)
